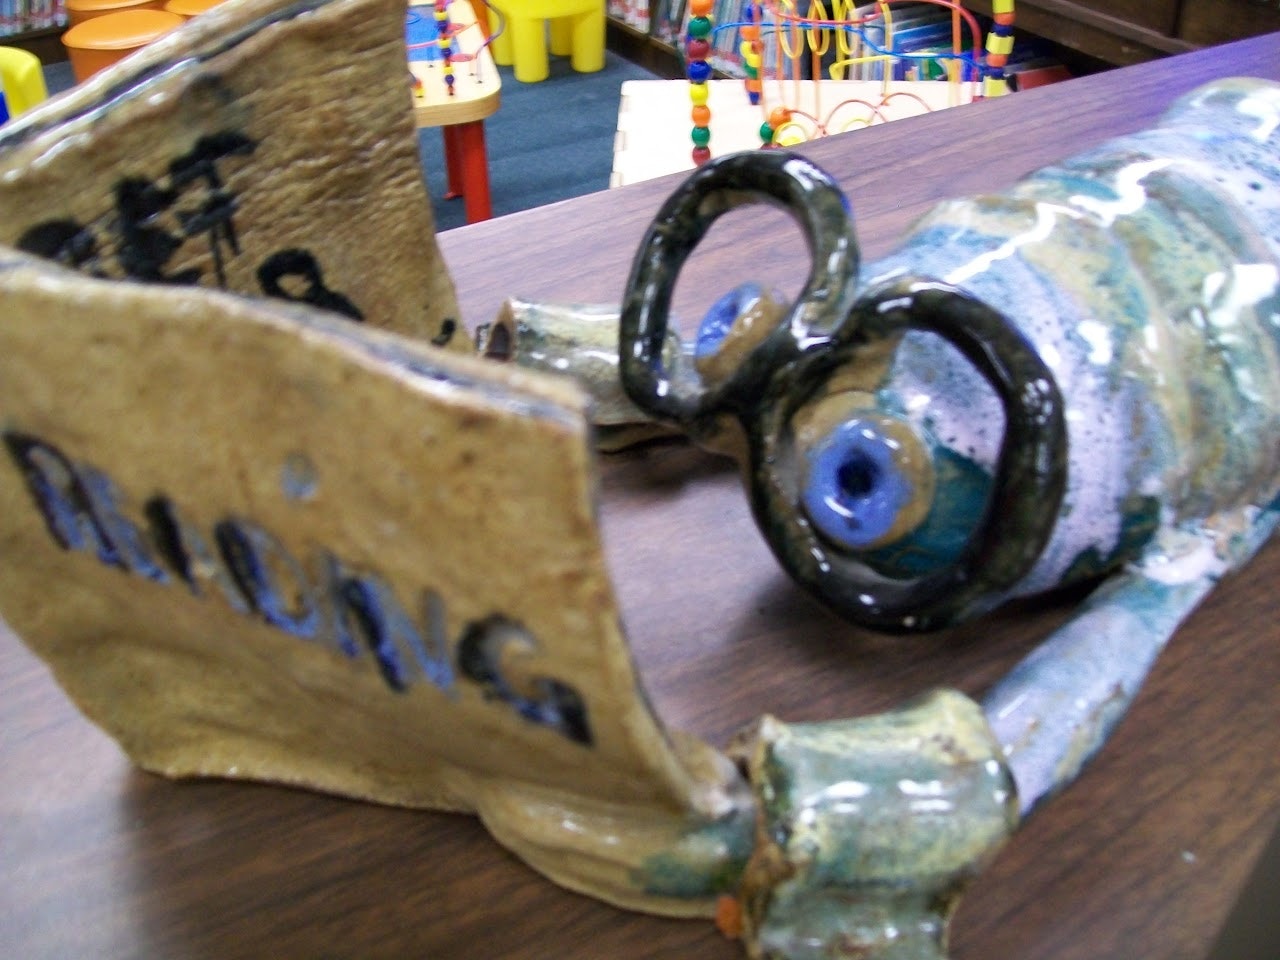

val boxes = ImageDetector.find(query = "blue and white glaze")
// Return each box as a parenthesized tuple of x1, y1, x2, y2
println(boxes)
(858, 79, 1280, 811)
(864, 78, 1280, 600)
(613, 78, 1280, 819)
(576, 81, 1280, 957)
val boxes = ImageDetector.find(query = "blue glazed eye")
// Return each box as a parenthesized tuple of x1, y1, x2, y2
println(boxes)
(802, 419, 917, 550)
(696, 283, 764, 360)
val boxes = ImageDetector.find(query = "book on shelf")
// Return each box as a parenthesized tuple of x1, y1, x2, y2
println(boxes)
(625, 0, 1070, 92)
(1, 0, 65, 36)
(607, 0, 650, 34)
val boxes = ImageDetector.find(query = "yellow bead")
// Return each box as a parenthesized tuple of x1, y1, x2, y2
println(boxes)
(777, 125, 806, 146)
(690, 83, 709, 105)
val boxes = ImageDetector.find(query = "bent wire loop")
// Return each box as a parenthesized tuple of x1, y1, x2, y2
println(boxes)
(619, 151, 1068, 631)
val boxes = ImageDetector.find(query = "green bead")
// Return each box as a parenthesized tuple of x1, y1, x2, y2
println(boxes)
(688, 16, 711, 38)
(759, 122, 774, 143)
(691, 125, 712, 146)
(745, 63, 758, 79)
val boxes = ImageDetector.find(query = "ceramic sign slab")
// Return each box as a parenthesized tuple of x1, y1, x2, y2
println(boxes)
(0, 0, 739, 914)
(0, 0, 460, 345)
(0, 248, 739, 907)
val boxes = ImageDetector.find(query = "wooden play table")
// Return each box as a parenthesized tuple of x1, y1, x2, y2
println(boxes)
(409, 0, 501, 222)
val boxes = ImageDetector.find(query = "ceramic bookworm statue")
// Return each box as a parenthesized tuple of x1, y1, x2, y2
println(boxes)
(1, 0, 1278, 956)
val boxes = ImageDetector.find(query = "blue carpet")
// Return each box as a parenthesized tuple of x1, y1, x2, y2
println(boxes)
(420, 50, 657, 231)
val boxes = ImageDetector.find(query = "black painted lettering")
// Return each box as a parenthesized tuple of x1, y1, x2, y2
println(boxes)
(167, 132, 256, 287)
(257, 249, 364, 321)
(16, 220, 107, 276)
(115, 177, 200, 284)
(19, 129, 258, 287)
(431, 318, 458, 348)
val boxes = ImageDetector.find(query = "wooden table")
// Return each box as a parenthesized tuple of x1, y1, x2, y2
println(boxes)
(409, 0, 500, 222)
(3, 32, 1278, 960)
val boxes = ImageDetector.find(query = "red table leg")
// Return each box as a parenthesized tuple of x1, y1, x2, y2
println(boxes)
(441, 120, 492, 223)
(442, 125, 464, 200)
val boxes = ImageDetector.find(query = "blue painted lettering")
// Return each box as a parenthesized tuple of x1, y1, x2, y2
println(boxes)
(1, 430, 590, 746)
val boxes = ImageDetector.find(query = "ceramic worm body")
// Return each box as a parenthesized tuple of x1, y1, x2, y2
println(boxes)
(472, 89, 1280, 948)
(611, 78, 1280, 814)
(857, 77, 1280, 604)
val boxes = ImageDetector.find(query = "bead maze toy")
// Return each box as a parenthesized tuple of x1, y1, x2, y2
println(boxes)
(406, 0, 503, 221)
(685, 0, 1016, 163)
(405, 0, 499, 100)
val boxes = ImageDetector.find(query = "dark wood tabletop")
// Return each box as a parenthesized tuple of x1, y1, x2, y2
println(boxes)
(4, 32, 1279, 960)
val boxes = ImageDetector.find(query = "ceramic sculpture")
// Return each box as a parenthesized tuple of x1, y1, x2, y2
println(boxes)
(0, 0, 1277, 957)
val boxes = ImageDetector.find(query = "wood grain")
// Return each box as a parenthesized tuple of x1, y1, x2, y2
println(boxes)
(3, 32, 1280, 960)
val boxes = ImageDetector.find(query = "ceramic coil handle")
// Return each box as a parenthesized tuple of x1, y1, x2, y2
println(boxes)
(620, 152, 1067, 631)
(751, 277, 1068, 630)
(619, 150, 859, 439)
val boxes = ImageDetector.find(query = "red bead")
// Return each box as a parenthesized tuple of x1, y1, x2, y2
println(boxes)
(687, 38, 710, 60)
(692, 146, 712, 165)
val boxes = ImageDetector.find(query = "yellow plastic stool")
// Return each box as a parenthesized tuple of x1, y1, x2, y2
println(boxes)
(163, 0, 227, 17)
(62, 9, 186, 83)
(0, 46, 49, 121)
(489, 0, 604, 83)
(66, 0, 168, 26)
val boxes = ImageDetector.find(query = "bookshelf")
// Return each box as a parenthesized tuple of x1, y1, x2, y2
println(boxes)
(2, 0, 68, 62)
(606, 0, 1280, 74)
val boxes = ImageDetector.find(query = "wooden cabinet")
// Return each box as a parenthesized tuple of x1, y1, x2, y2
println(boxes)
(1178, 0, 1280, 47)
(965, 0, 1280, 65)
(1068, 0, 1179, 35)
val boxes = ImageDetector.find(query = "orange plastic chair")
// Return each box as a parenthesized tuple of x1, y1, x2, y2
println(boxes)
(62, 9, 186, 82)
(163, 0, 228, 17)
(66, 0, 168, 26)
